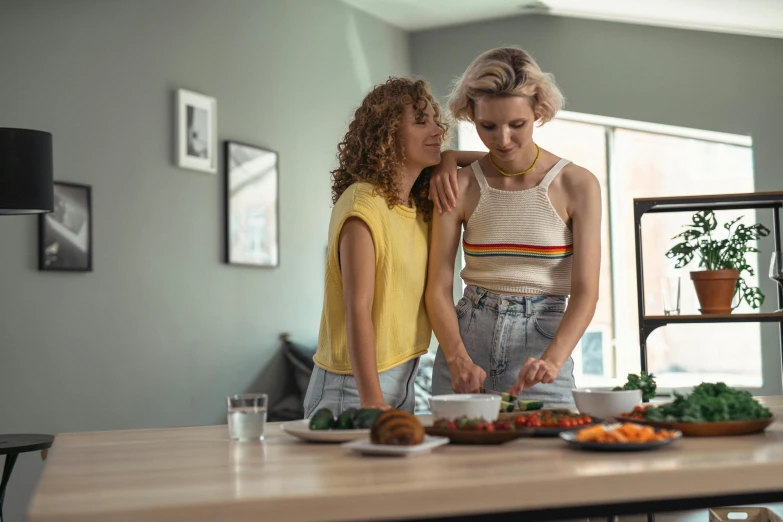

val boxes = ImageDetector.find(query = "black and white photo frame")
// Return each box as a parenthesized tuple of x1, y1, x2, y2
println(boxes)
(39, 181, 93, 272)
(176, 88, 217, 173)
(224, 141, 279, 267)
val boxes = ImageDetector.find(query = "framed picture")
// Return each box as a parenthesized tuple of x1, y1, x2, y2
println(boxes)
(225, 141, 279, 267)
(176, 88, 217, 173)
(38, 181, 92, 272)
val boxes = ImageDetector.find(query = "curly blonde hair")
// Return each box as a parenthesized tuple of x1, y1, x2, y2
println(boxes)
(331, 77, 449, 222)
(447, 47, 564, 124)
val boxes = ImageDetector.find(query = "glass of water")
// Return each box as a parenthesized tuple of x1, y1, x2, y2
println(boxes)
(227, 394, 268, 441)
(661, 276, 681, 316)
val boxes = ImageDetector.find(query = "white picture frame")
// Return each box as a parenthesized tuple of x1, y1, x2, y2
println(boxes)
(176, 88, 217, 173)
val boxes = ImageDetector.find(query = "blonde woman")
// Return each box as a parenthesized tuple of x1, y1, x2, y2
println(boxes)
(303, 78, 447, 417)
(425, 47, 601, 407)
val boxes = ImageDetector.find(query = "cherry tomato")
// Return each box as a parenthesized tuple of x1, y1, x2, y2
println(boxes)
(485, 423, 496, 432)
(514, 416, 528, 427)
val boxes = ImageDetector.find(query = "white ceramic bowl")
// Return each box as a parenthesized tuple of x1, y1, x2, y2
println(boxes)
(428, 394, 501, 422)
(572, 388, 642, 420)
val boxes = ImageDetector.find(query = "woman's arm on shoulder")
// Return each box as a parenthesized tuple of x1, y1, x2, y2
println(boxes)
(339, 217, 389, 409)
(429, 150, 485, 214)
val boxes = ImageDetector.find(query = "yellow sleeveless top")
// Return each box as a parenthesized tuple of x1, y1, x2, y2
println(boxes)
(314, 183, 431, 374)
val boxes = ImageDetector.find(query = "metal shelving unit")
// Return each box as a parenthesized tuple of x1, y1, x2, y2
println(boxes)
(633, 191, 783, 373)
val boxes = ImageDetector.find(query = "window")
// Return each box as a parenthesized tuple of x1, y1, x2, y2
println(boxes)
(457, 114, 759, 391)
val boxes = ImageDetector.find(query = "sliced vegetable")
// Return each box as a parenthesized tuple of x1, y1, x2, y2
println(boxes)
(517, 400, 544, 411)
(575, 423, 678, 444)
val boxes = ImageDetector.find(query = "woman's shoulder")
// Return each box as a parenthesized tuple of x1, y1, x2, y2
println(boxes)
(334, 182, 387, 215)
(457, 162, 481, 192)
(556, 161, 601, 206)
(558, 161, 598, 189)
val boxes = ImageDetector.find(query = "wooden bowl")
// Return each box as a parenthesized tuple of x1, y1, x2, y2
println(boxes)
(612, 416, 775, 437)
(423, 427, 533, 445)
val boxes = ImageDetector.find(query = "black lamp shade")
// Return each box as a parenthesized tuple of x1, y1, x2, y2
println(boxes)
(0, 128, 53, 214)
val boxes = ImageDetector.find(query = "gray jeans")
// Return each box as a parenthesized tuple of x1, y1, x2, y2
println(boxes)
(303, 358, 420, 418)
(432, 285, 575, 408)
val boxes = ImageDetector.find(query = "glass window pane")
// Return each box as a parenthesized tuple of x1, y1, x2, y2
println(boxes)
(534, 121, 612, 387)
(611, 129, 759, 389)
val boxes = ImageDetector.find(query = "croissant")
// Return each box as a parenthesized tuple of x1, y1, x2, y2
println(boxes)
(370, 410, 425, 446)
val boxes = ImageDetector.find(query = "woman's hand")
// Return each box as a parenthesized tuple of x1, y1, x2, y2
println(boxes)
(360, 399, 392, 411)
(429, 151, 460, 214)
(509, 357, 560, 396)
(448, 355, 487, 393)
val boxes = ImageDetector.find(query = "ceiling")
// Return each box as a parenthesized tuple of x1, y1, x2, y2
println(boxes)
(341, 0, 783, 38)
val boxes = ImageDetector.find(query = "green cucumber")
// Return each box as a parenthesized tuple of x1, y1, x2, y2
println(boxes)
(309, 408, 336, 430)
(352, 408, 383, 429)
(335, 408, 358, 430)
(517, 400, 544, 411)
(500, 400, 515, 412)
(500, 392, 517, 403)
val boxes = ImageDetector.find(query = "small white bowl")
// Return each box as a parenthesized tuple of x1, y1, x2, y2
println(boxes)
(428, 394, 501, 422)
(572, 388, 642, 420)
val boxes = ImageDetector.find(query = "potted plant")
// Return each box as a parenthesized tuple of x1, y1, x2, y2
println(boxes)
(666, 210, 770, 314)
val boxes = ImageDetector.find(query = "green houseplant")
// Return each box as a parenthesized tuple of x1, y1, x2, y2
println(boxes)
(665, 210, 770, 314)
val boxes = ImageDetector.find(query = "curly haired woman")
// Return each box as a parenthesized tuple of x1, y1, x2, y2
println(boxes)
(303, 78, 448, 417)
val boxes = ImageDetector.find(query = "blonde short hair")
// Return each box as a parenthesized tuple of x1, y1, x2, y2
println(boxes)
(447, 47, 564, 124)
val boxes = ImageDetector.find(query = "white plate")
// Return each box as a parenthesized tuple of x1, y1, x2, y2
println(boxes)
(342, 435, 450, 457)
(280, 420, 370, 443)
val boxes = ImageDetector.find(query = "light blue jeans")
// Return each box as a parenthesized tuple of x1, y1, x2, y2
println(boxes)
(303, 358, 420, 418)
(432, 285, 576, 408)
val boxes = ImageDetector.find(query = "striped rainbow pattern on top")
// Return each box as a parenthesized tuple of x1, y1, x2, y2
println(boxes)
(463, 239, 573, 259)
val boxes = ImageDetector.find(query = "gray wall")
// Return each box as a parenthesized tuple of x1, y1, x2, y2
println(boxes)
(0, 1, 409, 520)
(411, 15, 783, 396)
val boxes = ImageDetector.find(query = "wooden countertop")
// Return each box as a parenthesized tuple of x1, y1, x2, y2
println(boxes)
(27, 397, 783, 522)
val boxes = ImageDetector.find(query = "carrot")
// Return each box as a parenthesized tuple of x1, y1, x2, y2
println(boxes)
(574, 423, 677, 444)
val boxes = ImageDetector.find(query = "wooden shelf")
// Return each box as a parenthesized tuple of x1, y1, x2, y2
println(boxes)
(644, 313, 783, 325)
(633, 191, 783, 373)
(635, 191, 783, 214)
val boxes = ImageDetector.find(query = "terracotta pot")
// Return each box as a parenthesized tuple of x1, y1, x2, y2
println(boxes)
(690, 269, 739, 315)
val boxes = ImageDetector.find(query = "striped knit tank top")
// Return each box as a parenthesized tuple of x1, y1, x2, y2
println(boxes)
(460, 159, 573, 296)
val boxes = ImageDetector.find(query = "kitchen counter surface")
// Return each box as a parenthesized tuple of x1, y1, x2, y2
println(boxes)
(27, 396, 783, 522)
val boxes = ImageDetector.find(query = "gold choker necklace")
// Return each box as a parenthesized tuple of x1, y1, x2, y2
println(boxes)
(489, 144, 540, 177)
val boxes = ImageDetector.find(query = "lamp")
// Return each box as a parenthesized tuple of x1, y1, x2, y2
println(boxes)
(0, 128, 55, 521)
(0, 128, 53, 214)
